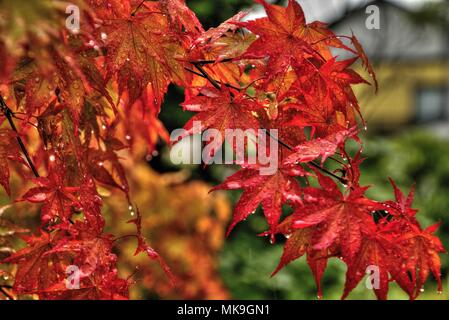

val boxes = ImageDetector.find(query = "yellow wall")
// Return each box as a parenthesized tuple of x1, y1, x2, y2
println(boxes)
(353, 60, 449, 129)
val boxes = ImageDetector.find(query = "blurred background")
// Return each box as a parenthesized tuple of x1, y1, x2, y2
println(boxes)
(1, 0, 448, 300)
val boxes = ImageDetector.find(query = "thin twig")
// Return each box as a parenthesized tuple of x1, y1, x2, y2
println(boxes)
(192, 58, 234, 65)
(0, 286, 14, 300)
(192, 62, 222, 90)
(184, 67, 242, 91)
(131, 0, 147, 17)
(0, 96, 40, 178)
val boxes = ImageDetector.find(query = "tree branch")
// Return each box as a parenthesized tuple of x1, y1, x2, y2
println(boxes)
(0, 285, 14, 300)
(0, 96, 40, 178)
(192, 62, 222, 90)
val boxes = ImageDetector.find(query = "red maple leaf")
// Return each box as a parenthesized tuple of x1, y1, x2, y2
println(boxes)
(212, 165, 305, 238)
(242, 0, 350, 80)
(22, 165, 79, 226)
(94, 1, 189, 106)
(283, 128, 357, 166)
(0, 129, 27, 196)
(292, 173, 383, 260)
(181, 87, 261, 153)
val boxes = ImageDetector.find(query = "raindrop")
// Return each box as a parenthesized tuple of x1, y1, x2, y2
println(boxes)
(98, 161, 104, 167)
(437, 290, 443, 295)
(419, 288, 425, 293)
(125, 134, 131, 141)
(101, 32, 108, 41)
(49, 154, 56, 162)
(88, 40, 95, 46)
(128, 205, 133, 211)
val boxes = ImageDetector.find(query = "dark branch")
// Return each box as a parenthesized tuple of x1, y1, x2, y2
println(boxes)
(184, 67, 242, 91)
(192, 62, 222, 90)
(0, 96, 40, 178)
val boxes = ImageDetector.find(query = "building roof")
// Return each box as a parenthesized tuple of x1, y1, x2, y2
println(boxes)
(329, 0, 449, 60)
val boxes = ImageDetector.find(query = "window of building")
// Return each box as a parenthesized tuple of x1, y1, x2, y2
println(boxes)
(415, 86, 448, 123)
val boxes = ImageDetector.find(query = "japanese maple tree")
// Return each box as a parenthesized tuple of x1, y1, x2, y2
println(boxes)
(0, 0, 445, 300)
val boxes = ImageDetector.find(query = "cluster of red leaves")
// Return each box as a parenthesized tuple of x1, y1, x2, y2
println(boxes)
(0, 0, 445, 300)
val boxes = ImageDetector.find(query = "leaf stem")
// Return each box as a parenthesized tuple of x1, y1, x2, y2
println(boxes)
(0, 285, 14, 300)
(192, 62, 222, 90)
(131, 0, 147, 17)
(0, 96, 40, 178)
(184, 67, 241, 91)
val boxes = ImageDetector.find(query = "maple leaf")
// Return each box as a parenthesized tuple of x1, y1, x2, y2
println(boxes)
(285, 91, 357, 137)
(271, 215, 329, 298)
(212, 165, 305, 238)
(384, 178, 418, 221)
(119, 85, 171, 153)
(181, 87, 260, 152)
(380, 180, 445, 298)
(341, 227, 395, 300)
(96, 1, 188, 107)
(21, 165, 79, 226)
(1, 232, 72, 295)
(292, 173, 383, 260)
(0, 129, 27, 196)
(242, 0, 350, 80)
(393, 223, 446, 299)
(193, 12, 248, 48)
(31, 230, 129, 300)
(351, 33, 379, 92)
(283, 128, 357, 167)
(12, 49, 86, 126)
(160, 0, 204, 35)
(292, 57, 367, 120)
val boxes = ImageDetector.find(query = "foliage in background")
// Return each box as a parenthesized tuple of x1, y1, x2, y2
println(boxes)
(105, 162, 231, 300)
